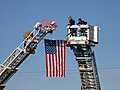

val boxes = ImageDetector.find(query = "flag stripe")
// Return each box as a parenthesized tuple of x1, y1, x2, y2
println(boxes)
(55, 55, 58, 77)
(46, 54, 48, 77)
(57, 40, 60, 77)
(56, 41, 59, 77)
(61, 40, 63, 77)
(48, 55, 51, 77)
(63, 41, 66, 77)
(62, 41, 64, 77)
(52, 54, 54, 77)
(53, 54, 56, 77)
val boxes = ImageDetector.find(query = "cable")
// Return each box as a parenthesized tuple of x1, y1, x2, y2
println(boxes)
(15, 67, 120, 76)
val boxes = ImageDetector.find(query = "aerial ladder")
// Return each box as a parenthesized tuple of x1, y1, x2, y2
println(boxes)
(66, 24, 101, 90)
(0, 18, 57, 90)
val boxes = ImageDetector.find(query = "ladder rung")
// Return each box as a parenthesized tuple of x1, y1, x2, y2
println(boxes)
(76, 57, 92, 60)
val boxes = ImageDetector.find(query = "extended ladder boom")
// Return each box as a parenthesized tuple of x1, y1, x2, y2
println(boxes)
(0, 19, 57, 90)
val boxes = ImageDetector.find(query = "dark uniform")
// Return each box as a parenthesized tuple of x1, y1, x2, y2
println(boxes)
(68, 18, 76, 36)
(77, 18, 87, 36)
(69, 19, 75, 26)
(77, 18, 87, 25)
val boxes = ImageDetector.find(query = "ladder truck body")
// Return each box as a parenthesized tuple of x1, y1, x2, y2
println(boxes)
(0, 19, 57, 90)
(66, 25, 101, 90)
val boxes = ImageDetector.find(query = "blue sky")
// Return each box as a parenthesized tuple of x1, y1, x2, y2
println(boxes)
(0, 0, 120, 90)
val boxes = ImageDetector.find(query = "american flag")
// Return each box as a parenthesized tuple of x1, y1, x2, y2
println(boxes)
(44, 39, 66, 77)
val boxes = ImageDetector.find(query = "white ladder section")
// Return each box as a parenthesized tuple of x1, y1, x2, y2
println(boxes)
(73, 46, 101, 90)
(0, 28, 54, 89)
(76, 53, 101, 90)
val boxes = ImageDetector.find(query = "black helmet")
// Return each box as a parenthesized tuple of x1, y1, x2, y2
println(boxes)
(78, 18, 82, 21)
